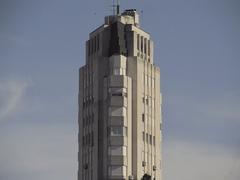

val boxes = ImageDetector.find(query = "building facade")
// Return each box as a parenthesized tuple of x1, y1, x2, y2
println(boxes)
(78, 9, 162, 180)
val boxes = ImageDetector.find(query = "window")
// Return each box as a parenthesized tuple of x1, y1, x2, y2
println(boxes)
(110, 126, 127, 136)
(141, 36, 143, 52)
(87, 133, 90, 146)
(83, 118, 85, 127)
(137, 34, 140, 50)
(148, 40, 150, 56)
(142, 161, 146, 167)
(94, 36, 96, 52)
(142, 114, 145, 122)
(92, 114, 94, 123)
(97, 34, 99, 50)
(113, 68, 126, 75)
(141, 151, 144, 161)
(113, 69, 120, 75)
(83, 136, 85, 146)
(88, 41, 90, 56)
(109, 107, 127, 116)
(150, 135, 152, 144)
(144, 38, 147, 54)
(146, 133, 149, 143)
(109, 166, 126, 176)
(83, 101, 85, 108)
(110, 88, 127, 97)
(152, 99, 155, 108)
(108, 146, 127, 156)
(142, 132, 145, 141)
(91, 132, 94, 146)
(145, 75, 147, 85)
(90, 39, 93, 55)
(112, 92, 123, 96)
(148, 97, 152, 107)
(111, 91, 127, 97)
(153, 136, 155, 146)
(146, 98, 149, 105)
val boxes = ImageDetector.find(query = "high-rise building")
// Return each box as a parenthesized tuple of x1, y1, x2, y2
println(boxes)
(78, 9, 162, 180)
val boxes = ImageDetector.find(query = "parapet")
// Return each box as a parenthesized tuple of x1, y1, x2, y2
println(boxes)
(105, 9, 140, 27)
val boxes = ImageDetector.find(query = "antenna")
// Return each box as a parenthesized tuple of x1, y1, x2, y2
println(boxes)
(112, 0, 120, 15)
(116, 0, 120, 15)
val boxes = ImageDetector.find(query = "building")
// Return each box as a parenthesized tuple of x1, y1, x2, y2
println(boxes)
(78, 9, 162, 180)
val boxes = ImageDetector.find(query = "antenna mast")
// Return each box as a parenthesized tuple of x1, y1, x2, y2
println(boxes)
(116, 0, 120, 15)
(112, 0, 120, 15)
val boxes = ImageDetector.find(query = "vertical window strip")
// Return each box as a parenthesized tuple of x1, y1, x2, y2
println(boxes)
(137, 34, 140, 50)
(144, 38, 147, 54)
(94, 36, 96, 53)
(148, 40, 150, 56)
(141, 36, 143, 52)
(97, 34, 99, 50)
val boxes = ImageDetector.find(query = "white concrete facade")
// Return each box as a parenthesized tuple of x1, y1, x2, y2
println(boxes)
(78, 9, 162, 180)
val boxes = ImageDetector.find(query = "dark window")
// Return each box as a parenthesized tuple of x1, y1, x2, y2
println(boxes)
(141, 36, 143, 52)
(91, 132, 94, 146)
(94, 36, 96, 52)
(137, 34, 140, 50)
(150, 135, 152, 144)
(88, 41, 90, 56)
(88, 134, 90, 146)
(144, 38, 147, 54)
(91, 39, 93, 54)
(143, 132, 145, 141)
(142, 114, 145, 122)
(83, 136, 85, 146)
(112, 92, 123, 96)
(146, 98, 149, 105)
(148, 40, 150, 56)
(97, 34, 99, 50)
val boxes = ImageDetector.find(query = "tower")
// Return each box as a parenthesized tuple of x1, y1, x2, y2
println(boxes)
(78, 9, 162, 180)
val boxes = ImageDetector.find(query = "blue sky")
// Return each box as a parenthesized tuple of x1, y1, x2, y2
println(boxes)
(0, 0, 240, 180)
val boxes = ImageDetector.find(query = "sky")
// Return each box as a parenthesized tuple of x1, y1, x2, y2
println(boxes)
(0, 0, 240, 180)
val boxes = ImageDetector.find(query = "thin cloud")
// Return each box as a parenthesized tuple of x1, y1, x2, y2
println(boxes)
(0, 123, 77, 180)
(0, 79, 28, 122)
(166, 93, 240, 121)
(164, 93, 240, 150)
(163, 140, 240, 180)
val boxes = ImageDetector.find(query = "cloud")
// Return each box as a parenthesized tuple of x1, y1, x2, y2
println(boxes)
(203, 94, 240, 120)
(166, 93, 240, 122)
(164, 93, 240, 148)
(0, 79, 28, 122)
(163, 140, 240, 180)
(0, 122, 77, 180)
